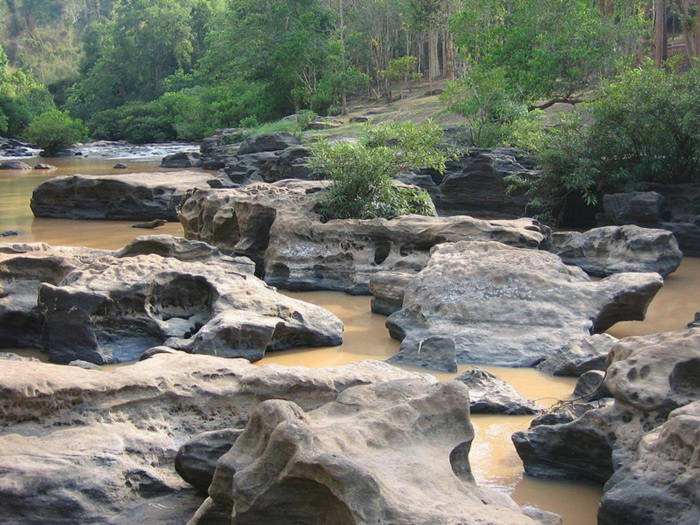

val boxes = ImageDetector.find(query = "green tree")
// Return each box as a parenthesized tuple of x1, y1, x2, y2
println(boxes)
(25, 109, 88, 155)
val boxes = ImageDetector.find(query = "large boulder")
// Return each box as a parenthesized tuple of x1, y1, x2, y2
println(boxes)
(602, 192, 664, 226)
(549, 225, 682, 277)
(1, 235, 343, 364)
(179, 181, 550, 293)
(190, 378, 545, 525)
(0, 353, 427, 524)
(386, 241, 662, 369)
(223, 145, 314, 185)
(200, 128, 245, 169)
(455, 368, 539, 414)
(30, 172, 219, 221)
(0, 159, 32, 170)
(513, 329, 700, 525)
(236, 132, 300, 154)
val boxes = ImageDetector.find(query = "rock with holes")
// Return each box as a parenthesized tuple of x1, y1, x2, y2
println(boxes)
(30, 172, 220, 221)
(513, 329, 700, 524)
(549, 225, 682, 277)
(386, 241, 662, 368)
(190, 379, 545, 525)
(1, 235, 342, 364)
(179, 181, 550, 293)
(455, 368, 539, 414)
(0, 353, 428, 524)
(536, 334, 618, 376)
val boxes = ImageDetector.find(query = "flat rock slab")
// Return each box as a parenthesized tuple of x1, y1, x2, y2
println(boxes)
(1, 235, 342, 364)
(550, 225, 682, 277)
(386, 241, 662, 369)
(30, 171, 216, 221)
(536, 334, 618, 376)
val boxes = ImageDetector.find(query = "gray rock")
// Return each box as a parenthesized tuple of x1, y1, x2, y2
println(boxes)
(236, 131, 300, 154)
(175, 429, 242, 495)
(386, 241, 662, 368)
(179, 181, 550, 293)
(0, 230, 20, 237)
(222, 145, 314, 185)
(113, 162, 128, 169)
(528, 399, 613, 427)
(513, 328, 700, 525)
(199, 128, 245, 169)
(0, 354, 427, 524)
(602, 191, 664, 226)
(131, 219, 167, 229)
(536, 334, 618, 376)
(1, 235, 342, 364)
(161, 151, 201, 168)
(139, 345, 181, 360)
(369, 271, 411, 315)
(0, 352, 39, 361)
(573, 370, 608, 399)
(522, 506, 563, 525)
(30, 172, 215, 221)
(192, 378, 542, 525)
(455, 368, 539, 414)
(68, 359, 101, 370)
(387, 335, 457, 372)
(688, 312, 700, 328)
(550, 225, 682, 277)
(34, 163, 55, 170)
(0, 160, 32, 170)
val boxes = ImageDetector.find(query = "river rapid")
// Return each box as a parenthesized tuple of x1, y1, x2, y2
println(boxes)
(2, 153, 697, 524)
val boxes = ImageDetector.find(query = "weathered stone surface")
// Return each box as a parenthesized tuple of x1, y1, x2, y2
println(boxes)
(536, 334, 618, 376)
(455, 368, 539, 414)
(0, 136, 33, 157)
(0, 354, 426, 524)
(513, 329, 700, 525)
(179, 181, 550, 293)
(200, 128, 244, 169)
(602, 192, 664, 226)
(237, 132, 300, 155)
(0, 352, 39, 362)
(573, 370, 609, 400)
(161, 151, 202, 168)
(550, 225, 682, 277)
(30, 172, 217, 221)
(387, 335, 457, 372)
(175, 429, 242, 495)
(407, 148, 536, 218)
(598, 401, 700, 525)
(369, 271, 411, 315)
(192, 378, 542, 525)
(386, 241, 662, 368)
(68, 359, 101, 370)
(223, 145, 314, 185)
(0, 230, 20, 237)
(1, 235, 342, 364)
(0, 160, 32, 170)
(113, 162, 128, 169)
(600, 184, 700, 256)
(34, 163, 54, 170)
(689, 312, 700, 328)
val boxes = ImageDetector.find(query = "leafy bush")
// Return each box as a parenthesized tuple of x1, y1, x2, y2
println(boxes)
(442, 66, 528, 146)
(309, 122, 446, 221)
(507, 62, 700, 223)
(25, 110, 88, 155)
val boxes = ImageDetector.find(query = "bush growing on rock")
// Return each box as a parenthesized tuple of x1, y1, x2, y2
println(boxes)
(309, 122, 445, 220)
(507, 62, 700, 223)
(24, 109, 88, 156)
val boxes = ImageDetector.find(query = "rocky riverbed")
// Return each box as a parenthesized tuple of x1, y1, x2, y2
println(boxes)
(0, 136, 698, 524)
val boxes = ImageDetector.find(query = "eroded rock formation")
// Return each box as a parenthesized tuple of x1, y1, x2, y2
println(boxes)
(386, 241, 662, 369)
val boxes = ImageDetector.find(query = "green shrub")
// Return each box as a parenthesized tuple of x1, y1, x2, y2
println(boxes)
(25, 110, 88, 156)
(309, 122, 446, 221)
(506, 61, 700, 223)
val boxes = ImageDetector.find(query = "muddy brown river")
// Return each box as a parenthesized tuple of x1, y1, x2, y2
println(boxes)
(2, 156, 697, 524)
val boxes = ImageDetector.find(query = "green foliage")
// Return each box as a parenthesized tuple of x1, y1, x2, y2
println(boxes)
(452, 0, 619, 102)
(442, 66, 527, 146)
(507, 62, 700, 223)
(310, 122, 446, 220)
(25, 109, 88, 155)
(380, 56, 421, 83)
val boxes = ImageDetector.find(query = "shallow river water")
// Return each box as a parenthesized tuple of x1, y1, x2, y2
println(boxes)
(2, 155, 698, 524)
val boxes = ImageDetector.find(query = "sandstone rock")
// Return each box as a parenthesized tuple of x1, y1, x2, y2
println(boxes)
(602, 192, 664, 226)
(0, 230, 20, 237)
(550, 225, 682, 277)
(179, 181, 550, 293)
(528, 399, 613, 428)
(68, 359, 101, 370)
(200, 128, 245, 169)
(175, 429, 242, 495)
(369, 271, 411, 315)
(113, 162, 128, 169)
(237, 132, 300, 155)
(192, 378, 542, 525)
(387, 335, 457, 372)
(161, 151, 202, 168)
(689, 312, 700, 328)
(223, 145, 314, 185)
(139, 345, 181, 360)
(386, 241, 662, 368)
(536, 334, 618, 376)
(0, 352, 39, 361)
(598, 401, 700, 525)
(455, 368, 539, 414)
(0, 160, 32, 170)
(1, 236, 342, 364)
(131, 219, 167, 229)
(30, 172, 216, 220)
(0, 354, 426, 524)
(34, 163, 55, 170)
(513, 329, 700, 524)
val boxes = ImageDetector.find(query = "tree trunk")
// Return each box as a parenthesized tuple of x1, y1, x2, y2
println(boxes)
(427, 29, 440, 80)
(654, 0, 667, 67)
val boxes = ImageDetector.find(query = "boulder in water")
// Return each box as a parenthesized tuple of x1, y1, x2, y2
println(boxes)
(160, 151, 201, 168)
(455, 368, 539, 414)
(0, 160, 32, 170)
